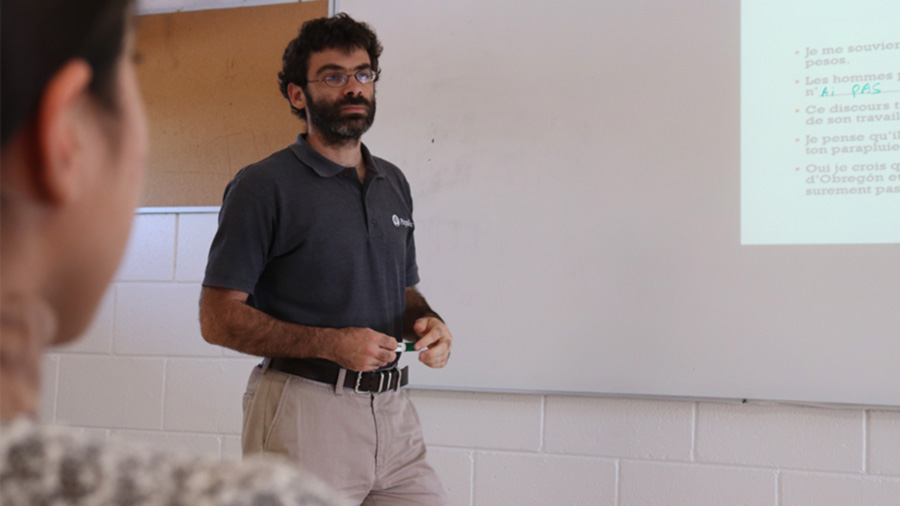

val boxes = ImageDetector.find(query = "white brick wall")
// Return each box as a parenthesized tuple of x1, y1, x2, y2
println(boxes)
(42, 211, 900, 506)
(870, 411, 900, 476)
(620, 462, 775, 506)
(695, 402, 864, 472)
(543, 396, 694, 460)
(56, 356, 166, 429)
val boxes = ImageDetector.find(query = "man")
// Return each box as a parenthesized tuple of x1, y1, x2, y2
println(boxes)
(199, 14, 452, 505)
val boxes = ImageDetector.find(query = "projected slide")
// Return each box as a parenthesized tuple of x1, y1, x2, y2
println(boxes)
(741, 0, 900, 245)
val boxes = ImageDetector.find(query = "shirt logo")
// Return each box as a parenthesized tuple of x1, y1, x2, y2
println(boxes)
(392, 214, 414, 229)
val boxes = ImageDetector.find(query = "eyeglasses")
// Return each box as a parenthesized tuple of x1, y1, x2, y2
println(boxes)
(308, 69, 378, 88)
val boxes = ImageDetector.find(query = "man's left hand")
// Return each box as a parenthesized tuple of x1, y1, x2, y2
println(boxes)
(412, 316, 452, 368)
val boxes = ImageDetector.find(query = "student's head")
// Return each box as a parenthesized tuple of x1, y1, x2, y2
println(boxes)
(278, 14, 383, 144)
(1, 0, 147, 344)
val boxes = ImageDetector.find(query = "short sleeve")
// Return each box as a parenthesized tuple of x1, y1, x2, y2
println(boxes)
(203, 170, 276, 294)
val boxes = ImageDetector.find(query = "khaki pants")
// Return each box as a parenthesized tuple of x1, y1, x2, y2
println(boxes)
(242, 365, 448, 506)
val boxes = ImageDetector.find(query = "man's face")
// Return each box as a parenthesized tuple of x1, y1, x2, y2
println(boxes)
(303, 47, 376, 145)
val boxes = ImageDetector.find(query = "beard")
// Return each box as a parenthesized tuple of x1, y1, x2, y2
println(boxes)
(305, 92, 376, 146)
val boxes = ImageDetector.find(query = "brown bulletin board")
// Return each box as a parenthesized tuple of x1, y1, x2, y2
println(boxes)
(135, 1, 328, 207)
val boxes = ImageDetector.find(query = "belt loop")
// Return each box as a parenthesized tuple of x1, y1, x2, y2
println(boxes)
(354, 371, 364, 394)
(260, 358, 272, 374)
(377, 371, 386, 393)
(335, 368, 346, 396)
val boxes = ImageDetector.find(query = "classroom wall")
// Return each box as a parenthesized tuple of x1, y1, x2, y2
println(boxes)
(41, 210, 900, 506)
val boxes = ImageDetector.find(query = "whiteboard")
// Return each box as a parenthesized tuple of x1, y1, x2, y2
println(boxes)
(340, 0, 900, 406)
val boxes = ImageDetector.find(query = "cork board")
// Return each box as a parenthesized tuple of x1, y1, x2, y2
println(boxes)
(135, 1, 328, 207)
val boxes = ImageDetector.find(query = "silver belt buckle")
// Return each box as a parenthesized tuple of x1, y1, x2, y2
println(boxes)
(355, 369, 396, 394)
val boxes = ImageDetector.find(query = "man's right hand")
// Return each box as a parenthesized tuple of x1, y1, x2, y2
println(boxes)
(199, 286, 398, 371)
(329, 327, 398, 372)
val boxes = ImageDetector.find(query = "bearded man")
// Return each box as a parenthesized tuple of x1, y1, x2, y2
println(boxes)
(199, 13, 452, 506)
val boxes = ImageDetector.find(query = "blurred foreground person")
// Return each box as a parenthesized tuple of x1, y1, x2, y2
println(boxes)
(0, 1, 345, 504)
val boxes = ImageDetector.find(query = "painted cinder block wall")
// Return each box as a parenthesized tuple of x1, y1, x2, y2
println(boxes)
(42, 211, 900, 506)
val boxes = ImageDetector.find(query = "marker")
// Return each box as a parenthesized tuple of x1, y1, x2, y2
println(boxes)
(396, 341, 421, 352)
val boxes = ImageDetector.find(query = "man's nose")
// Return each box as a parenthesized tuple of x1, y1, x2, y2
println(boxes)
(343, 76, 365, 96)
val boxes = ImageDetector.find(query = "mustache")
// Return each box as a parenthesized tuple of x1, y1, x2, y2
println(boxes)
(338, 95, 373, 108)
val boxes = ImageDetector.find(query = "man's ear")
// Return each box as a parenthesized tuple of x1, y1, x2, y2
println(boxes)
(287, 82, 308, 115)
(35, 59, 95, 205)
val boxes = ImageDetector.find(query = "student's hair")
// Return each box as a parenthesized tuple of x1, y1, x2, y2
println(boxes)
(0, 0, 133, 147)
(278, 13, 383, 119)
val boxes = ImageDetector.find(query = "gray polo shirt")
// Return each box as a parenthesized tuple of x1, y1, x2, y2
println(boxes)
(203, 135, 419, 365)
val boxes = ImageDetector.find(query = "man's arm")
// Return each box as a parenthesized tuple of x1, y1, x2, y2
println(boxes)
(404, 286, 452, 368)
(199, 286, 397, 372)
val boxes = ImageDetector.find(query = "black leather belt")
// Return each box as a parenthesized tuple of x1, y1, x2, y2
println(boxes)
(267, 358, 408, 393)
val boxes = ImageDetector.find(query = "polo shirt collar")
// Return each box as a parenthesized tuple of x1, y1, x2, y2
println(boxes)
(289, 134, 383, 179)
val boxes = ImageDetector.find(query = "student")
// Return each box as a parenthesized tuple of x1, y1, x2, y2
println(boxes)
(0, 1, 344, 504)
(200, 14, 452, 505)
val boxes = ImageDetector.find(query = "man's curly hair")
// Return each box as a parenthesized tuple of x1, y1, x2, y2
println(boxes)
(278, 13, 383, 119)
